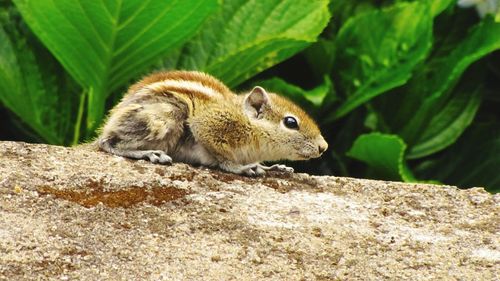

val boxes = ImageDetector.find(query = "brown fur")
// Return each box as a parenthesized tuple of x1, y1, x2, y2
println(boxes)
(127, 71, 233, 98)
(97, 71, 328, 176)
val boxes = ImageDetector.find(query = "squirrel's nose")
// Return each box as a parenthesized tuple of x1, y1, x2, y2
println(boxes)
(318, 145, 327, 154)
(318, 139, 328, 155)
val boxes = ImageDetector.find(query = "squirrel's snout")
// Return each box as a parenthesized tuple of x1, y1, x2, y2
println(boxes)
(317, 137, 328, 156)
(318, 144, 327, 154)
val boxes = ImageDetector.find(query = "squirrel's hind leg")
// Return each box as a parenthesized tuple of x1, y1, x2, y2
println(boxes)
(99, 138, 172, 164)
(98, 102, 185, 165)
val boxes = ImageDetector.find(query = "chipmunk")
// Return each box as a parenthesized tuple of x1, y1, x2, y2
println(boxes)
(97, 71, 328, 176)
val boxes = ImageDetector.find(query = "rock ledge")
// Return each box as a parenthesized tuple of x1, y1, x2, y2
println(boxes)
(0, 141, 498, 280)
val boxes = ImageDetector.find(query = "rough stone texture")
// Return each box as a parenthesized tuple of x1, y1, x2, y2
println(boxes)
(0, 141, 498, 281)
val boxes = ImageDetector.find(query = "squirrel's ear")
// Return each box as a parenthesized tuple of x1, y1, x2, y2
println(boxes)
(244, 86, 269, 118)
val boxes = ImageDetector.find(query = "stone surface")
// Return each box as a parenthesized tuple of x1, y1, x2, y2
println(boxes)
(0, 141, 498, 280)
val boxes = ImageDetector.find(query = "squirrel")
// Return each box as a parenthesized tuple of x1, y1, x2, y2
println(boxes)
(97, 71, 328, 176)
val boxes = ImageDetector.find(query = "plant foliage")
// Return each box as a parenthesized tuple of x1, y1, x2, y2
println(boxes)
(13, 0, 218, 132)
(0, 0, 498, 192)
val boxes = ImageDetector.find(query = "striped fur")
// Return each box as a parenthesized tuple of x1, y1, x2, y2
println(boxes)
(97, 71, 328, 176)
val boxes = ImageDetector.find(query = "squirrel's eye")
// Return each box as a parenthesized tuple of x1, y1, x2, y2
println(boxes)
(283, 116, 299, 129)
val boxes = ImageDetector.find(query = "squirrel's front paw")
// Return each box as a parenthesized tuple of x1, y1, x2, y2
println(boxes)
(259, 164, 294, 173)
(142, 150, 172, 164)
(219, 162, 265, 177)
(242, 164, 266, 177)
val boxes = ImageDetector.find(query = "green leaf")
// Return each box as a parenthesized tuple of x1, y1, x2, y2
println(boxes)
(331, 2, 432, 119)
(13, 0, 218, 131)
(399, 18, 500, 151)
(326, 0, 378, 36)
(414, 123, 500, 193)
(0, 8, 77, 145)
(429, 0, 455, 16)
(257, 76, 333, 110)
(347, 133, 415, 182)
(304, 39, 336, 77)
(164, 0, 330, 87)
(407, 80, 482, 158)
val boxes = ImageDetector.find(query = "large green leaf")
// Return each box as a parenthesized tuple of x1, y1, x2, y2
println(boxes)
(407, 80, 482, 158)
(398, 18, 500, 153)
(331, 2, 432, 120)
(0, 6, 77, 145)
(163, 0, 330, 87)
(347, 133, 415, 182)
(13, 0, 218, 131)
